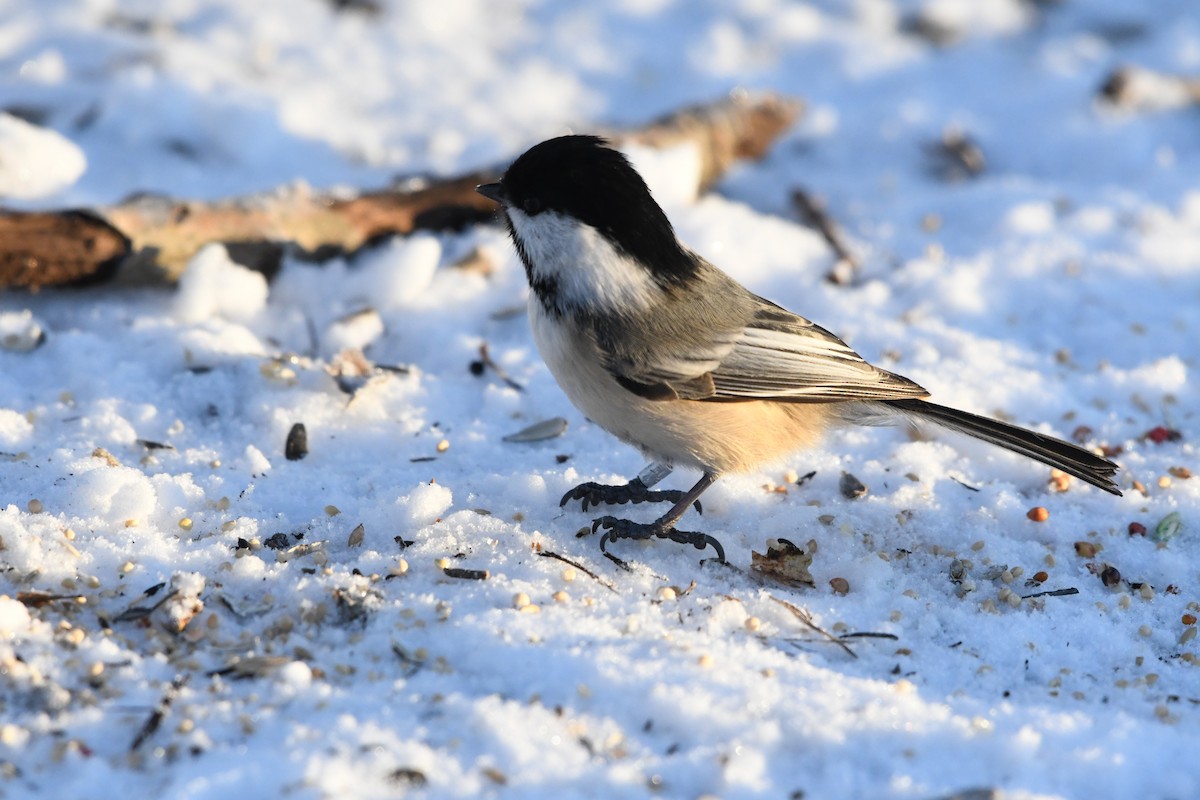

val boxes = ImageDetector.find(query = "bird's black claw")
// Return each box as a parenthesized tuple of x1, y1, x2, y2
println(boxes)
(590, 516, 726, 563)
(560, 480, 702, 514)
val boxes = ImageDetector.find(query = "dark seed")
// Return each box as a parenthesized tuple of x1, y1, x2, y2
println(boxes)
(264, 533, 291, 550)
(285, 423, 308, 460)
(839, 471, 868, 500)
(1100, 565, 1121, 588)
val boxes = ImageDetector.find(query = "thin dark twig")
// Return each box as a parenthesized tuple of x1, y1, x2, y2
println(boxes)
(130, 675, 189, 751)
(479, 342, 524, 392)
(792, 189, 860, 285)
(839, 631, 901, 640)
(1021, 586, 1079, 600)
(769, 595, 857, 659)
(537, 550, 619, 592)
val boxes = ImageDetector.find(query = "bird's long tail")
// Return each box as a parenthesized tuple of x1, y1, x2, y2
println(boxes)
(882, 398, 1122, 496)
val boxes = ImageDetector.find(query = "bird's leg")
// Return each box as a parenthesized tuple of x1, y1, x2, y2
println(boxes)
(560, 462, 702, 513)
(591, 472, 725, 562)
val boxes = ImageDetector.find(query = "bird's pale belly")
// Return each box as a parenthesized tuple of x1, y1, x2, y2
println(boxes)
(530, 303, 832, 475)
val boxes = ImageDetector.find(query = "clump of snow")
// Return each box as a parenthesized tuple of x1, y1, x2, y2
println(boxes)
(396, 482, 453, 526)
(0, 113, 86, 199)
(175, 244, 270, 323)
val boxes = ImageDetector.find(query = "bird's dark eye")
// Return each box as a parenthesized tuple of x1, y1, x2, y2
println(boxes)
(523, 196, 542, 215)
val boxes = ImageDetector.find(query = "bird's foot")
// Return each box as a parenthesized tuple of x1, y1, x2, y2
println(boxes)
(560, 478, 702, 514)
(589, 516, 725, 563)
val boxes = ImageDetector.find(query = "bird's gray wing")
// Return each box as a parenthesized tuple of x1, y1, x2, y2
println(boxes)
(600, 293, 929, 403)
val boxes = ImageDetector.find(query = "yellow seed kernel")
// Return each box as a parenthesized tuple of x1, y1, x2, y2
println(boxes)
(178, 517, 193, 531)
(512, 592, 531, 609)
(1139, 584, 1154, 601)
(325, 505, 340, 516)
(657, 586, 677, 602)
(561, 567, 577, 582)
(64, 528, 76, 541)
(745, 616, 762, 632)
(1158, 476, 1172, 489)
(697, 654, 714, 668)
(435, 557, 451, 570)
(391, 558, 409, 576)
(552, 591, 569, 604)
(120, 561, 135, 574)
(436, 439, 450, 453)
(519, 604, 541, 614)
(971, 540, 985, 551)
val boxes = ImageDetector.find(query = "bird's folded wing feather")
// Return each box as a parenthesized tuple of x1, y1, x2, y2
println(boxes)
(604, 299, 930, 403)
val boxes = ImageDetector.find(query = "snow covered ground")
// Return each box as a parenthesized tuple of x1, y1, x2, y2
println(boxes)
(1, 1, 1198, 797)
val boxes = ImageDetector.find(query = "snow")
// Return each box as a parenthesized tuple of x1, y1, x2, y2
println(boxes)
(1, 1, 1198, 798)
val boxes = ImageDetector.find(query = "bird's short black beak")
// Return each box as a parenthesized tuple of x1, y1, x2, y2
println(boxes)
(476, 182, 505, 204)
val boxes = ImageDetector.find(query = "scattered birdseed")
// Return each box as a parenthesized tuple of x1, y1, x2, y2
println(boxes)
(1183, 614, 1197, 626)
(519, 604, 541, 614)
(120, 561, 136, 574)
(552, 591, 569, 604)
(1128, 522, 1147, 536)
(347, 523, 365, 548)
(745, 616, 762, 632)
(1074, 542, 1097, 558)
(285, 423, 308, 460)
(561, 567, 577, 582)
(178, 517, 193, 531)
(512, 592, 531, 609)
(697, 654, 714, 668)
(436, 439, 450, 453)
(1139, 583, 1154, 600)
(657, 586, 677, 601)
(27, 499, 43, 514)
(1153, 512, 1182, 542)
(502, 417, 569, 443)
(1100, 565, 1121, 588)
(971, 540, 985, 551)
(325, 505, 340, 516)
(1027, 506, 1049, 522)
(839, 471, 868, 499)
(829, 577, 850, 595)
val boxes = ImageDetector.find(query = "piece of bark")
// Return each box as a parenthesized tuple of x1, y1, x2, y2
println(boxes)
(0, 209, 129, 289)
(0, 92, 802, 289)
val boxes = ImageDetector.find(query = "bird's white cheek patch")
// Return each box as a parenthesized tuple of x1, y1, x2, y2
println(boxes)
(508, 209, 659, 312)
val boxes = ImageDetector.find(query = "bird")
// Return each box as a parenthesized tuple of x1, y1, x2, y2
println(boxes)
(475, 135, 1121, 562)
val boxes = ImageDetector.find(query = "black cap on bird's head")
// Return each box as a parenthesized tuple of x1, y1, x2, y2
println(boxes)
(476, 135, 697, 287)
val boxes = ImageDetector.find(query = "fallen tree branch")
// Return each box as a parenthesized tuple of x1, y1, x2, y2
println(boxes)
(0, 92, 801, 289)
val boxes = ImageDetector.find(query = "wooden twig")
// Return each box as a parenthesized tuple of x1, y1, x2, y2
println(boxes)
(791, 189, 860, 285)
(769, 595, 857, 659)
(537, 549, 618, 593)
(1, 92, 802, 289)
